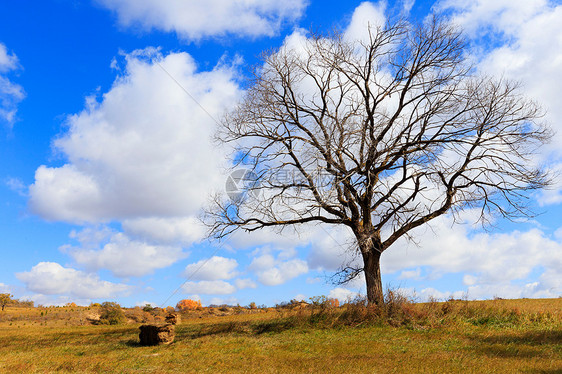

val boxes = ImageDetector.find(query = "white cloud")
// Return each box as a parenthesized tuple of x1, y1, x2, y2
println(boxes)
(183, 256, 239, 281)
(234, 278, 257, 289)
(135, 300, 157, 307)
(307, 226, 357, 271)
(438, 0, 562, 200)
(5, 177, 27, 197)
(538, 162, 562, 206)
(208, 296, 238, 306)
(16, 262, 131, 299)
(437, 0, 550, 37)
(328, 287, 359, 303)
(0, 42, 24, 127)
(398, 268, 421, 280)
(122, 217, 205, 246)
(0, 283, 10, 293)
(29, 48, 240, 224)
(382, 213, 562, 299)
(248, 254, 277, 271)
(256, 258, 309, 286)
(181, 280, 236, 295)
(397, 287, 466, 302)
(95, 0, 307, 40)
(462, 274, 477, 286)
(344, 1, 387, 43)
(293, 294, 307, 301)
(403, 0, 415, 13)
(19, 294, 93, 307)
(63, 231, 187, 278)
(0, 43, 19, 72)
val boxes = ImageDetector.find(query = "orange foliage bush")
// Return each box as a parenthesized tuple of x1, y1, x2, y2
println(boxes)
(176, 299, 202, 311)
(327, 298, 340, 308)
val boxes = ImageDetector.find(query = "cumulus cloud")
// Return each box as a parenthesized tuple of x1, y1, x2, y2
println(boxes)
(29, 48, 240, 225)
(344, 1, 387, 43)
(63, 230, 187, 278)
(183, 256, 239, 281)
(16, 262, 131, 299)
(181, 280, 236, 295)
(235, 278, 257, 289)
(398, 287, 467, 302)
(95, 0, 308, 40)
(382, 213, 562, 298)
(306, 226, 357, 271)
(436, 0, 550, 37)
(0, 44, 19, 71)
(438, 0, 562, 197)
(328, 287, 359, 303)
(256, 259, 309, 286)
(398, 268, 422, 280)
(248, 254, 277, 271)
(0, 42, 24, 126)
(208, 296, 239, 306)
(19, 294, 93, 307)
(122, 217, 205, 246)
(0, 283, 10, 293)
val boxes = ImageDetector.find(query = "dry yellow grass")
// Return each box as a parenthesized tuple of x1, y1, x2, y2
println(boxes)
(0, 298, 560, 373)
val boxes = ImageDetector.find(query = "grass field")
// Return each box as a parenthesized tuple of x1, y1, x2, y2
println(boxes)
(0, 298, 560, 373)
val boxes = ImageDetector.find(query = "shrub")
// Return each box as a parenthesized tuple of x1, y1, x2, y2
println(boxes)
(176, 299, 202, 312)
(98, 302, 126, 325)
(125, 307, 153, 323)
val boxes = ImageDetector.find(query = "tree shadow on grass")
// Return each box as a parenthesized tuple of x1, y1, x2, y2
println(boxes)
(466, 329, 562, 359)
(174, 318, 298, 340)
(478, 330, 562, 346)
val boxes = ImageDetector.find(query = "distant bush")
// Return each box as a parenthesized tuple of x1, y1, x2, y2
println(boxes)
(0, 294, 35, 310)
(98, 302, 126, 325)
(125, 307, 154, 324)
(0, 294, 13, 311)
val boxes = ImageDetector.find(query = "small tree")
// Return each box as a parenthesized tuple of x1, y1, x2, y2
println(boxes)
(207, 16, 552, 305)
(0, 293, 13, 311)
(98, 302, 126, 325)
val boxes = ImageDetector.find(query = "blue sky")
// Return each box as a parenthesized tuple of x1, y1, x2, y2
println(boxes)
(0, 0, 561, 307)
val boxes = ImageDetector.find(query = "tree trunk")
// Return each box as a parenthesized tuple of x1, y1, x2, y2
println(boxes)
(359, 234, 384, 305)
(363, 249, 383, 305)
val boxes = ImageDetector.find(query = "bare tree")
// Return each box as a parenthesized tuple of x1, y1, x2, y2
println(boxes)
(206, 16, 552, 305)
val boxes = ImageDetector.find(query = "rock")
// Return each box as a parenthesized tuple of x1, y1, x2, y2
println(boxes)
(139, 324, 175, 346)
(86, 313, 101, 324)
(165, 313, 180, 325)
